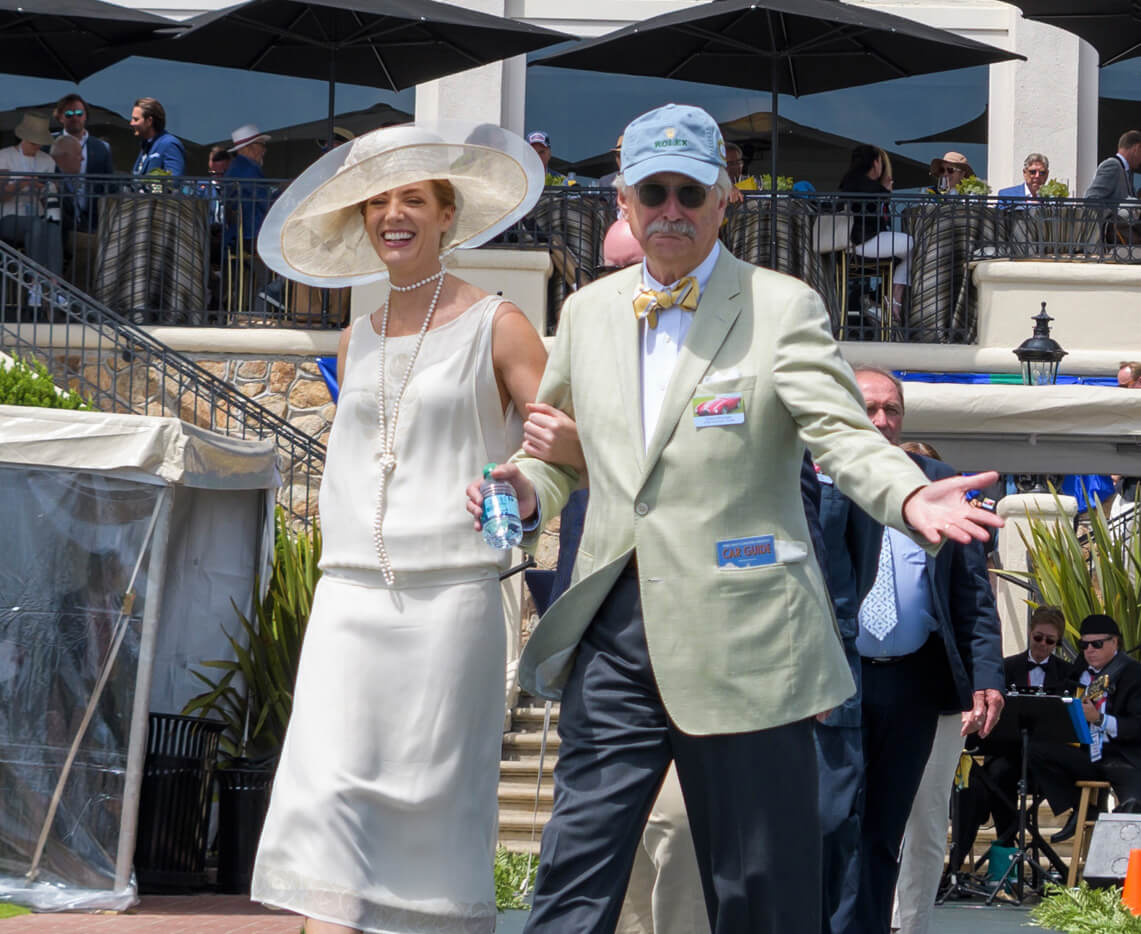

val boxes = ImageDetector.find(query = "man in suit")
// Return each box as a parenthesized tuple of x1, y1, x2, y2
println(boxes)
(997, 152, 1050, 204)
(851, 368, 1004, 934)
(1086, 130, 1141, 243)
(468, 102, 1000, 933)
(1030, 613, 1141, 842)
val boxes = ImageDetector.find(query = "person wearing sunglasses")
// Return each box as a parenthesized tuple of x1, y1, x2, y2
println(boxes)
(52, 94, 113, 181)
(1029, 613, 1141, 843)
(926, 151, 975, 196)
(469, 102, 1003, 934)
(997, 152, 1051, 208)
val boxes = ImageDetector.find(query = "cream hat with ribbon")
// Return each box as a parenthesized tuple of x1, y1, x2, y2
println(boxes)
(258, 121, 544, 287)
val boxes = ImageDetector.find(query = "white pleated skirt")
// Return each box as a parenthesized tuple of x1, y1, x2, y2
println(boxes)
(252, 568, 505, 933)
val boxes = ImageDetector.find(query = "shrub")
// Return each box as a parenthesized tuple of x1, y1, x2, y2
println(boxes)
(0, 355, 90, 410)
(1031, 882, 1141, 932)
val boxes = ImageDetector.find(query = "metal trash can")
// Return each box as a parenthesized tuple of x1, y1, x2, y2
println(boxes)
(133, 713, 225, 892)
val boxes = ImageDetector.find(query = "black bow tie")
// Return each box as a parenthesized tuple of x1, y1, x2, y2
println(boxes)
(1088, 667, 1101, 678)
(1028, 660, 1049, 671)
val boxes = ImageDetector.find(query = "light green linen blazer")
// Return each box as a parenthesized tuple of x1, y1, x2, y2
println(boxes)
(514, 249, 930, 735)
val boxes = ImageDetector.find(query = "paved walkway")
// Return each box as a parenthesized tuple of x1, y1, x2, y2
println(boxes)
(0, 899, 1060, 933)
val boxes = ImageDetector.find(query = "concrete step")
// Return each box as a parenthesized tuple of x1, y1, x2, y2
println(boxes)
(499, 779, 555, 809)
(499, 758, 557, 781)
(497, 835, 542, 855)
(510, 705, 561, 732)
(502, 730, 561, 757)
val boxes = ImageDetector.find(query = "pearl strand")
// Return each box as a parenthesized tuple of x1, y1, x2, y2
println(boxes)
(372, 270, 447, 586)
(387, 266, 446, 292)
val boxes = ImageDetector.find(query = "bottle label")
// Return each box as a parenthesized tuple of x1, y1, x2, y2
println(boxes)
(483, 493, 520, 522)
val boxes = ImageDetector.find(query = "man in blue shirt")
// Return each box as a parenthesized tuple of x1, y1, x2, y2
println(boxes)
(130, 97, 185, 176)
(223, 123, 271, 245)
(852, 367, 1004, 933)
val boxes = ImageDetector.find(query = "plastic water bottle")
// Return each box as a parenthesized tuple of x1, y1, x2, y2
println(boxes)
(480, 463, 522, 550)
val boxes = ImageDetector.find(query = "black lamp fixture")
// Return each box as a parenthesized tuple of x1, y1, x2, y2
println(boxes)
(1013, 302, 1067, 386)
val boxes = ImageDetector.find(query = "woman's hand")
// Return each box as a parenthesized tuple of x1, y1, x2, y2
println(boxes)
(522, 402, 585, 472)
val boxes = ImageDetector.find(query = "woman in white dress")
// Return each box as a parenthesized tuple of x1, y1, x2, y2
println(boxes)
(250, 124, 547, 933)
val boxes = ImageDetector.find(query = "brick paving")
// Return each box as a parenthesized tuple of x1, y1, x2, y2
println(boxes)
(0, 896, 303, 933)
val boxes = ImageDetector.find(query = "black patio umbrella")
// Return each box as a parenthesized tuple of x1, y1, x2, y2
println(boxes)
(140, 0, 570, 146)
(538, 0, 1020, 193)
(1009, 1, 1141, 67)
(0, 0, 175, 82)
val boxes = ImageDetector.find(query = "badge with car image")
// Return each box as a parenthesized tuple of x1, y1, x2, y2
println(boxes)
(692, 392, 744, 427)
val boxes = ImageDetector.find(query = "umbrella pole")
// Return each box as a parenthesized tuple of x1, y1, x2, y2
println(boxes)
(769, 58, 779, 270)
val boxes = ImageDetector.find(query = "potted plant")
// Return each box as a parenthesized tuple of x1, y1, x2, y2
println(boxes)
(182, 505, 322, 892)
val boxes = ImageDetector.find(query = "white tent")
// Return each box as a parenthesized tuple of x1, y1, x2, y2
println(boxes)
(0, 406, 278, 911)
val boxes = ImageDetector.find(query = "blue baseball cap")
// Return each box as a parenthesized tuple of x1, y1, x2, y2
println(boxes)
(526, 130, 551, 148)
(620, 103, 726, 186)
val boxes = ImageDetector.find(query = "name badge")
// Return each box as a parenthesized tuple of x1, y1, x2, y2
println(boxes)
(716, 535, 776, 568)
(693, 393, 744, 427)
(814, 462, 834, 485)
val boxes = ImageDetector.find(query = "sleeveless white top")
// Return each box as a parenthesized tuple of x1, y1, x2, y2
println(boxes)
(317, 294, 522, 579)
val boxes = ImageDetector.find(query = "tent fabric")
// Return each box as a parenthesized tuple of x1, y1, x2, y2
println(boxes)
(0, 406, 279, 490)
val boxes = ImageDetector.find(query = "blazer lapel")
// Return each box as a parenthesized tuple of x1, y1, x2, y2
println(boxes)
(604, 270, 646, 469)
(642, 252, 742, 474)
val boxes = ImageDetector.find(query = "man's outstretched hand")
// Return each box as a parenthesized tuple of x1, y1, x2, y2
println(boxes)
(902, 470, 1003, 545)
(465, 462, 537, 531)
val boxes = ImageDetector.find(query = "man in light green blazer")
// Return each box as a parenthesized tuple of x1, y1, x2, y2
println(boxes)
(468, 103, 1000, 934)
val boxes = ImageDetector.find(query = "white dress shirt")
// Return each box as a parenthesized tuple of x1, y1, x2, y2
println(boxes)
(639, 242, 720, 449)
(1026, 652, 1046, 688)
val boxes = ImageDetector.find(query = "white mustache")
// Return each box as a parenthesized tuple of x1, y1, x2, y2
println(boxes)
(645, 218, 696, 239)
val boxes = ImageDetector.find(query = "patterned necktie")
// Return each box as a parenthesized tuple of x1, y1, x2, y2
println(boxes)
(860, 530, 899, 641)
(632, 276, 699, 329)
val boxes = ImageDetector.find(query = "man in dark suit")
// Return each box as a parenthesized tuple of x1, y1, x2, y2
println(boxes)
(1086, 130, 1141, 244)
(815, 458, 881, 934)
(851, 367, 1004, 934)
(1030, 613, 1141, 842)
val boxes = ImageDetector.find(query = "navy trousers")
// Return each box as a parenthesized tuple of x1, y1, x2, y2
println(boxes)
(524, 574, 821, 934)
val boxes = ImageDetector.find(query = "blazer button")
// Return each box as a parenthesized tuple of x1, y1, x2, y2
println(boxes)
(635, 502, 649, 516)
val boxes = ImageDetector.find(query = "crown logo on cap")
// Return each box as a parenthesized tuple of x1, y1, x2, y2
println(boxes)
(664, 127, 677, 139)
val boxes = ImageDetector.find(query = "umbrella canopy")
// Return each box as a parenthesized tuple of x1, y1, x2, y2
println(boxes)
(0, 0, 174, 83)
(570, 111, 932, 190)
(1009, 1, 1141, 67)
(141, 0, 569, 142)
(897, 98, 1141, 167)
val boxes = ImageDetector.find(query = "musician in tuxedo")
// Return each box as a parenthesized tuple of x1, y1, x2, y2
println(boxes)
(1004, 606, 1069, 693)
(468, 103, 1001, 934)
(1029, 613, 1141, 842)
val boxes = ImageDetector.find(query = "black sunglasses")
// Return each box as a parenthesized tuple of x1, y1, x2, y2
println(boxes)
(1080, 637, 1112, 649)
(63, 109, 84, 118)
(1032, 632, 1059, 646)
(635, 181, 714, 209)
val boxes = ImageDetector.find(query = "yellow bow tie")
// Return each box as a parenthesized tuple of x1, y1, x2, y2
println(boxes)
(632, 276, 699, 329)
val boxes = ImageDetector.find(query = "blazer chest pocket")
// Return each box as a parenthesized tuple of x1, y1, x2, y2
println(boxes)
(695, 375, 756, 396)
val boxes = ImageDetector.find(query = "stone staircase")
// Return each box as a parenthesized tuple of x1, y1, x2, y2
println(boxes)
(499, 696, 559, 854)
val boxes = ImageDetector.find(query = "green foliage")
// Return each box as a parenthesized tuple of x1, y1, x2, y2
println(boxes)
(1031, 882, 1141, 932)
(956, 175, 991, 195)
(1040, 178, 1071, 198)
(182, 506, 322, 761)
(0, 903, 31, 918)
(1016, 486, 1141, 653)
(494, 847, 537, 911)
(0, 355, 90, 410)
(753, 174, 795, 191)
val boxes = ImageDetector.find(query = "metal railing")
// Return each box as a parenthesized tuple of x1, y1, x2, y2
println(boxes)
(0, 173, 347, 330)
(0, 239, 325, 525)
(6, 175, 1141, 342)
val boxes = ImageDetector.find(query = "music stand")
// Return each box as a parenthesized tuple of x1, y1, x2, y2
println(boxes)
(982, 692, 1085, 903)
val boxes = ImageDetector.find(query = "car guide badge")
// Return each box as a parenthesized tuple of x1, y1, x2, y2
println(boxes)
(716, 535, 776, 568)
(692, 392, 744, 427)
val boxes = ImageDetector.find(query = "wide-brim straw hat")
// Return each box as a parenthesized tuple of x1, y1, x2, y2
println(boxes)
(258, 121, 544, 287)
(14, 113, 53, 147)
(929, 151, 975, 178)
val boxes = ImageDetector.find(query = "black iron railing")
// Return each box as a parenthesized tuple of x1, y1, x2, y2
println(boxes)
(5, 175, 1141, 342)
(0, 239, 325, 525)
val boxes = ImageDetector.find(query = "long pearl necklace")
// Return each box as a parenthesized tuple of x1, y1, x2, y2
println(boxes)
(372, 266, 446, 585)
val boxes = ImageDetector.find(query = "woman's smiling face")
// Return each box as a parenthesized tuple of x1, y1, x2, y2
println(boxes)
(362, 182, 456, 268)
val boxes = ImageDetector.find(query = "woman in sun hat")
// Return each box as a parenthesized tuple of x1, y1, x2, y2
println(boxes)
(251, 122, 548, 934)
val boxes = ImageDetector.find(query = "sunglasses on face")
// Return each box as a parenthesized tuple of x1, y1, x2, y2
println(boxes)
(1080, 638, 1112, 650)
(63, 109, 84, 118)
(1026, 169, 1048, 177)
(942, 167, 965, 176)
(1032, 632, 1059, 646)
(634, 181, 714, 209)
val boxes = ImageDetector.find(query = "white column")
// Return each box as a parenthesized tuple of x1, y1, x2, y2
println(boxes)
(414, 0, 527, 132)
(988, 13, 1099, 195)
(995, 492, 1078, 658)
